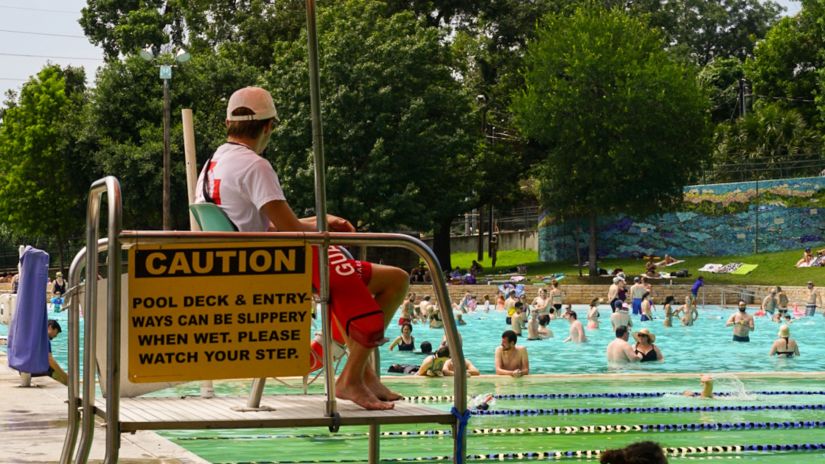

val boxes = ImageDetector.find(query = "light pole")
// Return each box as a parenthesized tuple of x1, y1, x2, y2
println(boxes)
(140, 48, 191, 230)
(476, 94, 487, 262)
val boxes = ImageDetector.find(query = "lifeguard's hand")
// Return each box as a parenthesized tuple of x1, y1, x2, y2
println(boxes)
(327, 215, 355, 232)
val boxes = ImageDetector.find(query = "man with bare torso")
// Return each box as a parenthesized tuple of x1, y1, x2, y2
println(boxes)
(606, 326, 642, 367)
(494, 330, 529, 377)
(805, 281, 822, 317)
(726, 300, 755, 342)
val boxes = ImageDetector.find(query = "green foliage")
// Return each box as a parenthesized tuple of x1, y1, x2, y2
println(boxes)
(265, 0, 474, 233)
(512, 7, 711, 218)
(642, 0, 782, 65)
(699, 57, 745, 124)
(0, 66, 92, 268)
(745, 4, 825, 127)
(712, 103, 822, 182)
(85, 51, 259, 229)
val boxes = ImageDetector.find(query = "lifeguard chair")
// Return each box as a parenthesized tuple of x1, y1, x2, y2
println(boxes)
(58, 3, 468, 463)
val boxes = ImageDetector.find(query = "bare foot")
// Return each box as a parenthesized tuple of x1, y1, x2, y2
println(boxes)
(364, 369, 403, 401)
(336, 379, 395, 410)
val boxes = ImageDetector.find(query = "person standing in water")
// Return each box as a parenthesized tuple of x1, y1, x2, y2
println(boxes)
(640, 292, 653, 321)
(804, 281, 822, 317)
(769, 325, 800, 358)
(726, 300, 755, 342)
(606, 326, 642, 366)
(761, 288, 778, 319)
(587, 297, 601, 329)
(662, 296, 675, 327)
(563, 311, 587, 343)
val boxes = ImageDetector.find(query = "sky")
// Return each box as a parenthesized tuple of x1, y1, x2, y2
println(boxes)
(0, 0, 805, 100)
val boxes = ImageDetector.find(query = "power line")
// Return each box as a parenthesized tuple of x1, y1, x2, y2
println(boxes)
(0, 4, 78, 14)
(0, 52, 102, 61)
(0, 77, 25, 81)
(0, 28, 86, 39)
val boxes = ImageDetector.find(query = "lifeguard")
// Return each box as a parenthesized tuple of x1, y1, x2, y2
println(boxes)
(195, 86, 408, 410)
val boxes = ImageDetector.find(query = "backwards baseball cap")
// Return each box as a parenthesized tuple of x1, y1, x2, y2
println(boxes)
(226, 87, 279, 122)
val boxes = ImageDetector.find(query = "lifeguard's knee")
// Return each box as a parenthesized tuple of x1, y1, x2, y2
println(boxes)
(369, 264, 409, 295)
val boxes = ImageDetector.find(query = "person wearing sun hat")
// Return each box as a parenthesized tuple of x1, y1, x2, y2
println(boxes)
(769, 324, 800, 358)
(632, 328, 664, 362)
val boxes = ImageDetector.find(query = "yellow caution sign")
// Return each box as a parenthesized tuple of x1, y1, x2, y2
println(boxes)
(127, 241, 312, 383)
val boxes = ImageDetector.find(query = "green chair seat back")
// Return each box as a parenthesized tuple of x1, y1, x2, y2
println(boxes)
(189, 203, 237, 232)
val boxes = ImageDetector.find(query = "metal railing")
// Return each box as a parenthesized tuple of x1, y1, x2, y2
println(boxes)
(61, 176, 467, 464)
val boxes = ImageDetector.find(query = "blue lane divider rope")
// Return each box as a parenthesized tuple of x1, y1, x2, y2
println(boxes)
(219, 442, 825, 463)
(472, 403, 825, 416)
(403, 390, 825, 403)
(174, 419, 825, 441)
(451, 406, 471, 464)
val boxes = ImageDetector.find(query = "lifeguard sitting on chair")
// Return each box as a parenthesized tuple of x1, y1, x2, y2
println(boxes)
(195, 87, 408, 411)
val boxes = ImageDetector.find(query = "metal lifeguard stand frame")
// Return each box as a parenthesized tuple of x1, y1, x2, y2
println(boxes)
(58, 2, 468, 463)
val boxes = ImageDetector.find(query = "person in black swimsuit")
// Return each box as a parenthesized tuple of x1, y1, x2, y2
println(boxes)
(769, 325, 799, 358)
(388, 322, 415, 351)
(633, 328, 664, 362)
(51, 271, 66, 296)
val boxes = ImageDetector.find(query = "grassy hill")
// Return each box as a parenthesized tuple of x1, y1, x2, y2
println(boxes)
(450, 248, 821, 286)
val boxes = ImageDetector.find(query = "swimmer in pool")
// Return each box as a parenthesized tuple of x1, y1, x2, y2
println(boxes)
(495, 330, 529, 377)
(683, 374, 714, 399)
(662, 296, 675, 327)
(586, 297, 600, 330)
(388, 322, 415, 351)
(726, 300, 755, 342)
(769, 325, 799, 358)
(416, 345, 450, 377)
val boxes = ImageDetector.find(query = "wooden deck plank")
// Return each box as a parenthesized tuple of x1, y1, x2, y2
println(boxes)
(98, 394, 454, 432)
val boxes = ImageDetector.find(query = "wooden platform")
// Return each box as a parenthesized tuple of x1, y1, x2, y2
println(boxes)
(95, 394, 455, 432)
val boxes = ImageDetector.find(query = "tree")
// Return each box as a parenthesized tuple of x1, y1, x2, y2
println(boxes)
(712, 103, 822, 181)
(265, 0, 474, 269)
(84, 51, 259, 230)
(746, 2, 825, 128)
(0, 65, 92, 271)
(511, 6, 711, 275)
(699, 57, 746, 124)
(641, 0, 782, 65)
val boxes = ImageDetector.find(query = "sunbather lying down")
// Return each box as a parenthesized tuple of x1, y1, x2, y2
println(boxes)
(655, 254, 681, 267)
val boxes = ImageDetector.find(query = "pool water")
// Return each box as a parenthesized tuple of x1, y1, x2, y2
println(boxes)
(4, 305, 825, 463)
(159, 375, 825, 463)
(380, 305, 824, 374)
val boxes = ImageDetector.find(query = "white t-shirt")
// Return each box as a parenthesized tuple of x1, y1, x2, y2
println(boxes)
(195, 143, 285, 232)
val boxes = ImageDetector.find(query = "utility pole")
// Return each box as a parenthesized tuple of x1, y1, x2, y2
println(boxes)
(162, 75, 171, 230)
(476, 94, 487, 262)
(739, 78, 747, 118)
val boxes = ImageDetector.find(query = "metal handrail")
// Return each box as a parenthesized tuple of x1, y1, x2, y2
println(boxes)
(63, 203, 467, 463)
(59, 237, 108, 464)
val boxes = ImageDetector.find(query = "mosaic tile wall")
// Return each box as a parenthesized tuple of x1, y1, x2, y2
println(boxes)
(539, 176, 825, 261)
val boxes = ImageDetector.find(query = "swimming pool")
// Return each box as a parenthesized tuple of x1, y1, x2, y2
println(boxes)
(158, 374, 825, 463)
(4, 304, 825, 463)
(380, 305, 824, 375)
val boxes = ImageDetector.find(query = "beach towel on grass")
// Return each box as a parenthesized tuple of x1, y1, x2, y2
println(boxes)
(730, 264, 758, 275)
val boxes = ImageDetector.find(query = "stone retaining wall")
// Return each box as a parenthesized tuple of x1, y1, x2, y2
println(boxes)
(411, 284, 816, 309)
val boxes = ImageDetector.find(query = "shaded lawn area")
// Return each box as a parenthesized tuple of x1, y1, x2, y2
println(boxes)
(450, 248, 821, 286)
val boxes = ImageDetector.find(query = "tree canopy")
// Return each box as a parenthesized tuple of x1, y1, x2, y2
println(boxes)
(512, 6, 711, 272)
(266, 0, 474, 267)
(0, 66, 92, 269)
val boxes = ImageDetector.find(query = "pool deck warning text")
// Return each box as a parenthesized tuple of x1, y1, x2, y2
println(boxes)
(127, 241, 312, 383)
